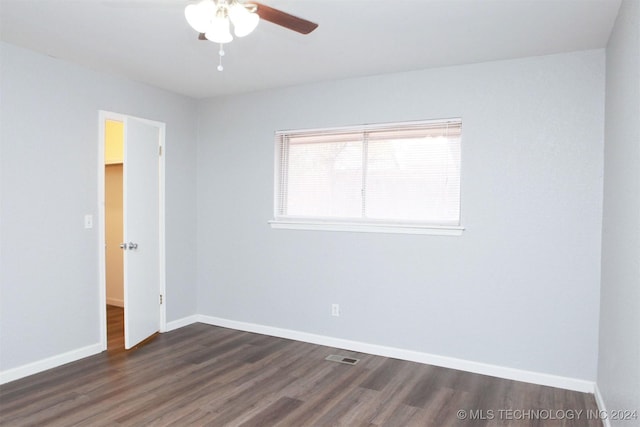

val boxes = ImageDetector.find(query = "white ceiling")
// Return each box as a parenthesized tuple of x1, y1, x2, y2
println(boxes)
(0, 0, 621, 99)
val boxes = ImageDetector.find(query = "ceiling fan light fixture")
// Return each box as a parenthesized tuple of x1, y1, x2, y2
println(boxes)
(228, 2, 259, 37)
(205, 11, 233, 44)
(185, 0, 216, 34)
(185, 0, 317, 72)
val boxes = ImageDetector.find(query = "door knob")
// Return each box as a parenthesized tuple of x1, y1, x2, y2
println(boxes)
(119, 243, 127, 250)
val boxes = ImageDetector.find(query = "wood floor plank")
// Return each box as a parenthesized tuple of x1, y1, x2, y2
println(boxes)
(413, 387, 469, 427)
(359, 357, 406, 391)
(238, 396, 304, 427)
(379, 403, 420, 427)
(0, 306, 602, 427)
(403, 367, 440, 408)
(274, 365, 372, 426)
(308, 385, 372, 426)
(367, 361, 427, 425)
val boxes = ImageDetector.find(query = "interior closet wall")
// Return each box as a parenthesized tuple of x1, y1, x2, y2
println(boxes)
(105, 120, 124, 307)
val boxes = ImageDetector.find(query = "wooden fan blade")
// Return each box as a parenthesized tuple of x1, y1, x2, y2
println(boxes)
(254, 2, 318, 34)
(198, 33, 207, 40)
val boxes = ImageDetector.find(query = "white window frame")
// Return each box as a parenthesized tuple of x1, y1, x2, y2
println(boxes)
(269, 119, 464, 236)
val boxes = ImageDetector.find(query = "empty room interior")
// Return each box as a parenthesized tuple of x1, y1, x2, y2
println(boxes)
(0, 0, 638, 425)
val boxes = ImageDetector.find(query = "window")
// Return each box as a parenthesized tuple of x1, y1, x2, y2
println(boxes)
(271, 119, 463, 235)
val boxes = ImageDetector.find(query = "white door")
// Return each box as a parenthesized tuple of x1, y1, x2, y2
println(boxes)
(123, 117, 162, 349)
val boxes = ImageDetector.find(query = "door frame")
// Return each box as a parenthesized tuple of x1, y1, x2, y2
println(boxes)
(98, 110, 167, 351)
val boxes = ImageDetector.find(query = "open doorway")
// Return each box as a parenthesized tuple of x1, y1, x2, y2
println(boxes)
(98, 111, 166, 352)
(104, 119, 125, 351)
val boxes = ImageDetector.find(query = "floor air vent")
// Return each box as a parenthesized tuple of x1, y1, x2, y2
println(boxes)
(325, 354, 360, 365)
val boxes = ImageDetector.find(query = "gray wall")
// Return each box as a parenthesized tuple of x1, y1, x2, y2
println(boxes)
(196, 50, 605, 381)
(0, 42, 198, 371)
(4, 31, 629, 390)
(599, 0, 640, 420)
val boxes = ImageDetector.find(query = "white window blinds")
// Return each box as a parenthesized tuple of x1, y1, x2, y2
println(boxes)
(274, 119, 462, 228)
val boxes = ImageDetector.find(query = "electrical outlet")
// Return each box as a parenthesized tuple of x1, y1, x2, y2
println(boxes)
(331, 304, 340, 317)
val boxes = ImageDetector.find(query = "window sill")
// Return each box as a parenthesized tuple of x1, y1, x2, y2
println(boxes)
(268, 219, 464, 236)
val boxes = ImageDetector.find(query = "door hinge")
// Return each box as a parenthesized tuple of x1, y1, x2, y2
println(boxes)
(159, 146, 162, 156)
(160, 294, 163, 305)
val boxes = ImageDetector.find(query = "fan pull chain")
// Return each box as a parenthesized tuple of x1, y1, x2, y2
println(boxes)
(217, 44, 225, 71)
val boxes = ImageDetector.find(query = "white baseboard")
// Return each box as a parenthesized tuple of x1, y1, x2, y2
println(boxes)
(165, 314, 199, 332)
(594, 383, 612, 427)
(0, 343, 103, 385)
(198, 315, 595, 393)
(0, 315, 596, 394)
(106, 297, 124, 307)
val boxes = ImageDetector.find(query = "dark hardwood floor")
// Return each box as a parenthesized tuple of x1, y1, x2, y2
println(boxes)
(107, 305, 125, 353)
(1, 308, 602, 426)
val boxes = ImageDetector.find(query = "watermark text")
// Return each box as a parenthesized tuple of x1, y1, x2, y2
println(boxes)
(456, 408, 638, 422)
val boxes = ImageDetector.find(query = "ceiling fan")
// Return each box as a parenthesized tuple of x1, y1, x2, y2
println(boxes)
(184, 0, 318, 71)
